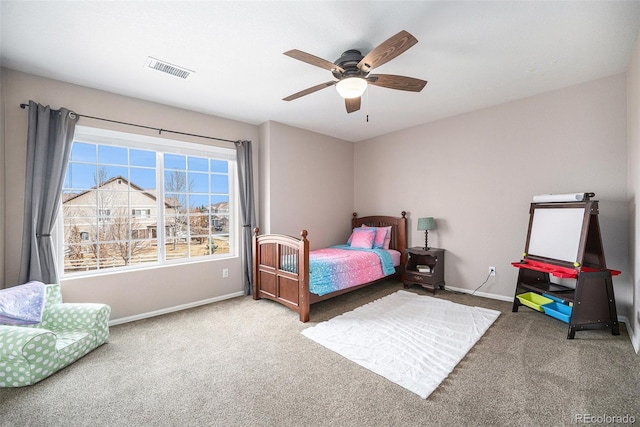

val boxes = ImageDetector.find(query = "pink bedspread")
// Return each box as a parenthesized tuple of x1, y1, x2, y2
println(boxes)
(309, 246, 396, 296)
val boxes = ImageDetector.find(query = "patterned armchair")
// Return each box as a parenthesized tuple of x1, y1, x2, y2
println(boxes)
(0, 284, 110, 387)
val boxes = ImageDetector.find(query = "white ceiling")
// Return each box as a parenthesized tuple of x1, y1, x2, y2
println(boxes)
(2, 1, 640, 142)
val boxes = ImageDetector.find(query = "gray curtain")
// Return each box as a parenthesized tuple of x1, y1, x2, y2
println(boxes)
(18, 101, 78, 286)
(235, 140, 256, 295)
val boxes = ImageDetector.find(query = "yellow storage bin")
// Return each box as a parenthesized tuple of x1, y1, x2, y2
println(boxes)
(516, 292, 553, 312)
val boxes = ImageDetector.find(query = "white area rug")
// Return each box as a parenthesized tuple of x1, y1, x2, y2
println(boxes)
(302, 290, 501, 399)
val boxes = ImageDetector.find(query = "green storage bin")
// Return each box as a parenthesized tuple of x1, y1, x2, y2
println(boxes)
(516, 292, 554, 312)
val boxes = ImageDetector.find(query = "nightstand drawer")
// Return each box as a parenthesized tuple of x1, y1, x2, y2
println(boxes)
(405, 272, 431, 284)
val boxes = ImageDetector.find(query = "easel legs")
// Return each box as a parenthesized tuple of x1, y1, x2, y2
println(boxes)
(566, 271, 619, 339)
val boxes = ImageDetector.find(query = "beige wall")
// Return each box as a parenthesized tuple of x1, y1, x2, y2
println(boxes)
(627, 30, 640, 352)
(2, 69, 259, 321)
(259, 121, 354, 250)
(355, 75, 631, 315)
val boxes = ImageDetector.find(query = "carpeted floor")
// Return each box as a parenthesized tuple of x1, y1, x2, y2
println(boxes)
(1, 279, 638, 427)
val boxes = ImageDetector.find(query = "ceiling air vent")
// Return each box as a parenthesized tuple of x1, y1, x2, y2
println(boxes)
(145, 57, 194, 80)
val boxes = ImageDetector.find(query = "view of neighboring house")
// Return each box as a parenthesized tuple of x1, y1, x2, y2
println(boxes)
(210, 201, 229, 232)
(62, 175, 230, 271)
(63, 176, 174, 241)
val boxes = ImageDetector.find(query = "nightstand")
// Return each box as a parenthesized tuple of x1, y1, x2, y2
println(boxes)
(403, 247, 445, 293)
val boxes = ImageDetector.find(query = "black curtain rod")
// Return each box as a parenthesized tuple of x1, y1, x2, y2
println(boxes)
(19, 103, 237, 144)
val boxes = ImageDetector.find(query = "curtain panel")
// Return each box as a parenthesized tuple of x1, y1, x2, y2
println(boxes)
(235, 140, 256, 295)
(17, 101, 78, 287)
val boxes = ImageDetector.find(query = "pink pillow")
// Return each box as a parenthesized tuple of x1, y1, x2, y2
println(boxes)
(361, 225, 392, 249)
(380, 226, 392, 249)
(348, 228, 376, 249)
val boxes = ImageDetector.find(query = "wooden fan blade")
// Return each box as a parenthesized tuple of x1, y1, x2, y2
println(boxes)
(367, 74, 427, 92)
(284, 49, 344, 73)
(345, 97, 361, 113)
(358, 30, 418, 73)
(283, 81, 337, 101)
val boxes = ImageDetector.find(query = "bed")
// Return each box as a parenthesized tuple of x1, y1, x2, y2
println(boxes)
(252, 212, 407, 322)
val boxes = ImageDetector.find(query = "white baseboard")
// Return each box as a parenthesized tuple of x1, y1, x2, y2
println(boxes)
(108, 291, 245, 326)
(618, 315, 640, 353)
(443, 285, 514, 302)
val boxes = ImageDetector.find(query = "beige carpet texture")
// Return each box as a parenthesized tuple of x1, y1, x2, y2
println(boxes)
(1, 280, 638, 427)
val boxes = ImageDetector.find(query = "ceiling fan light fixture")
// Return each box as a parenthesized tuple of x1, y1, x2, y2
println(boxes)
(335, 77, 367, 99)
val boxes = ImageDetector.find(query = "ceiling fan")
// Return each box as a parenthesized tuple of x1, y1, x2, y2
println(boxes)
(282, 30, 427, 114)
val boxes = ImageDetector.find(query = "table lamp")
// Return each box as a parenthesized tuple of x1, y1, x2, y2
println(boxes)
(417, 217, 436, 250)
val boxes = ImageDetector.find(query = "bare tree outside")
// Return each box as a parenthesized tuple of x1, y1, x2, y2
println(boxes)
(108, 209, 150, 265)
(189, 206, 209, 244)
(165, 170, 191, 250)
(93, 167, 114, 260)
(66, 225, 85, 268)
(89, 228, 109, 267)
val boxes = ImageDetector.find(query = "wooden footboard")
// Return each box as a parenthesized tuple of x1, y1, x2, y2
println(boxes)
(253, 212, 407, 322)
(253, 229, 311, 322)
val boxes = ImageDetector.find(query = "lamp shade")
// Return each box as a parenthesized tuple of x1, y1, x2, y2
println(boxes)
(417, 217, 436, 231)
(335, 77, 368, 99)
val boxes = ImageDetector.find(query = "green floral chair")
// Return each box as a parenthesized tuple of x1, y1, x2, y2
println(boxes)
(0, 284, 110, 387)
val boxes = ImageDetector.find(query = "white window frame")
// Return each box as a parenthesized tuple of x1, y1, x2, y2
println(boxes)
(58, 125, 238, 277)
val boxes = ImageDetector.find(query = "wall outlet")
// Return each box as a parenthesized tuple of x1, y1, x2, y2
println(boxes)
(489, 266, 496, 276)
(222, 268, 229, 278)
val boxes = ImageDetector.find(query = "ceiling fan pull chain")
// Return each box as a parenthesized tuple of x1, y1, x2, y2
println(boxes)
(366, 87, 369, 122)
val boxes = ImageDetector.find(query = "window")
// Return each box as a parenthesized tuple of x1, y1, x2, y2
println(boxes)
(132, 209, 151, 218)
(98, 209, 112, 223)
(61, 126, 235, 275)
